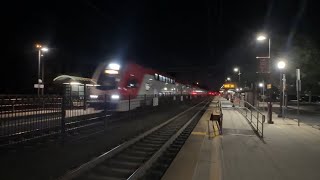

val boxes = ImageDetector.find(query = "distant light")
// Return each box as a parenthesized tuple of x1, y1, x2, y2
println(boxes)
(257, 35, 267, 41)
(164, 87, 167, 91)
(36, 44, 42, 48)
(277, 61, 286, 69)
(130, 74, 135, 76)
(111, 94, 120, 99)
(90, 95, 98, 99)
(108, 63, 120, 70)
(196, 82, 199, 85)
(105, 69, 119, 74)
(227, 77, 231, 81)
(234, 68, 239, 72)
(41, 54, 44, 57)
(259, 83, 264, 87)
(240, 88, 243, 91)
(41, 47, 49, 52)
(236, 88, 239, 91)
(149, 78, 153, 81)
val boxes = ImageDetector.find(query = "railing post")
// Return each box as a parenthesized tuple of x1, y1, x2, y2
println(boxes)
(83, 84, 87, 110)
(61, 95, 66, 145)
(257, 115, 259, 132)
(245, 109, 247, 118)
(104, 94, 108, 130)
(129, 94, 131, 111)
(262, 115, 265, 137)
(144, 94, 147, 107)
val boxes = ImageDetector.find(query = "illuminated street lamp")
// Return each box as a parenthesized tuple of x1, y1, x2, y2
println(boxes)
(226, 77, 231, 81)
(35, 44, 49, 96)
(277, 61, 285, 69)
(259, 82, 265, 108)
(277, 60, 286, 117)
(233, 67, 241, 83)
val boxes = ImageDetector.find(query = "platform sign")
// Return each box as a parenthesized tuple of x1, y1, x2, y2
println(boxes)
(267, 84, 272, 89)
(258, 58, 269, 73)
(223, 83, 235, 89)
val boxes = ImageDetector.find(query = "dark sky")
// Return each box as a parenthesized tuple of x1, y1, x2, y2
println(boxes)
(1, 0, 318, 93)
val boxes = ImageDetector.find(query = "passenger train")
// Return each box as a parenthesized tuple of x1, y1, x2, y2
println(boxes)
(89, 62, 207, 110)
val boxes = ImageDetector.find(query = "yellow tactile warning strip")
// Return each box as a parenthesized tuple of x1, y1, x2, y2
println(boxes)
(191, 131, 207, 136)
(191, 120, 222, 138)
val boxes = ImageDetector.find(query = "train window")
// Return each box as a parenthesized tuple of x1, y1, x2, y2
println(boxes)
(127, 78, 139, 88)
(97, 74, 117, 90)
(155, 73, 159, 80)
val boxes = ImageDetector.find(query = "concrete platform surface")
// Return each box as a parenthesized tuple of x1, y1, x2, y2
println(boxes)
(162, 97, 320, 180)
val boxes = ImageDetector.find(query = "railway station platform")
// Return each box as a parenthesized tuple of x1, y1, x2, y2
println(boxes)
(162, 97, 320, 180)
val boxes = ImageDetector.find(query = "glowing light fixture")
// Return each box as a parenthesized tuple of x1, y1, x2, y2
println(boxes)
(111, 94, 120, 99)
(70, 82, 81, 85)
(277, 61, 286, 69)
(105, 69, 119, 74)
(41, 47, 49, 52)
(90, 95, 98, 99)
(259, 83, 264, 87)
(108, 63, 120, 70)
(257, 35, 267, 41)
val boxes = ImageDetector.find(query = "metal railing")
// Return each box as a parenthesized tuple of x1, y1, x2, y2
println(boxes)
(237, 100, 265, 138)
(0, 94, 207, 147)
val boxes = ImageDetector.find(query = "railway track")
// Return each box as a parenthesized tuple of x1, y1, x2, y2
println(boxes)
(60, 99, 210, 180)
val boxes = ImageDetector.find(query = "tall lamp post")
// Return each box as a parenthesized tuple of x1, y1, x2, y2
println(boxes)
(35, 44, 49, 96)
(277, 60, 286, 117)
(256, 34, 273, 122)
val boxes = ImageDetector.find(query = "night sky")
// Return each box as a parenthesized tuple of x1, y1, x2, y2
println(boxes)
(2, 0, 319, 93)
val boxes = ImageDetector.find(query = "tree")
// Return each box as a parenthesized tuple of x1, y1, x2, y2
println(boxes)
(270, 35, 320, 95)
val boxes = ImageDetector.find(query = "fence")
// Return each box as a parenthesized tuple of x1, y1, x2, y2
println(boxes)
(237, 100, 265, 138)
(0, 94, 207, 147)
(0, 95, 62, 146)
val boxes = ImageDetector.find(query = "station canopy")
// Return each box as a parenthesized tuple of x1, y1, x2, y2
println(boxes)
(53, 75, 97, 86)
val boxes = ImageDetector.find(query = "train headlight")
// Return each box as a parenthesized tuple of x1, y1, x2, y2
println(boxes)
(90, 95, 98, 99)
(111, 94, 120, 100)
